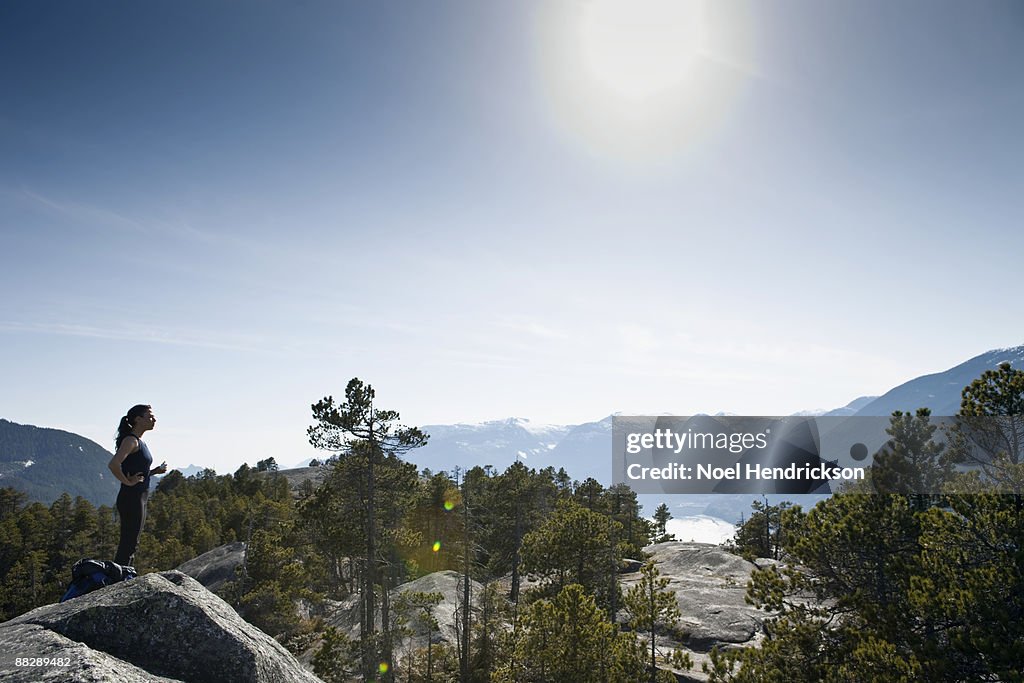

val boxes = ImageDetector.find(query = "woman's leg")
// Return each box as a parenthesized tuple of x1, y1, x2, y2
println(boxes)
(114, 489, 147, 566)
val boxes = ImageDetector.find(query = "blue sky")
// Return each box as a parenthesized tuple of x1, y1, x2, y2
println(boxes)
(2, 1, 1022, 473)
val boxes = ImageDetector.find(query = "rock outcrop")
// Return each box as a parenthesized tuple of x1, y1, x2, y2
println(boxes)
(302, 545, 771, 682)
(620, 542, 771, 682)
(297, 570, 484, 670)
(176, 541, 246, 593)
(315, 570, 483, 644)
(391, 570, 484, 645)
(0, 571, 323, 683)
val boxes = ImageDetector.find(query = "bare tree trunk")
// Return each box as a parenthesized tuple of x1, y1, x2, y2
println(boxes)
(365, 443, 377, 679)
(460, 478, 471, 683)
(381, 563, 392, 682)
(649, 577, 657, 683)
(510, 504, 522, 605)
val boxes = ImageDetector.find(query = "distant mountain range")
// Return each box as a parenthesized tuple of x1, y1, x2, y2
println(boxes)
(4, 345, 1023, 508)
(405, 345, 1024, 482)
(850, 346, 1024, 417)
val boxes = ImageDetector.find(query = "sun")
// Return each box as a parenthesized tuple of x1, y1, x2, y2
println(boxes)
(536, 0, 744, 164)
(577, 0, 707, 102)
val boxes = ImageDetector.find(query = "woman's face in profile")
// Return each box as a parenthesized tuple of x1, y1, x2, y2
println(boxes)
(135, 408, 157, 431)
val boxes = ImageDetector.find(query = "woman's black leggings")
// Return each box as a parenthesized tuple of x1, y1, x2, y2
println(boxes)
(114, 488, 148, 567)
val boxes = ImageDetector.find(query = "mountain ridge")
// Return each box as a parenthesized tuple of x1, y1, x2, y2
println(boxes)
(0, 418, 119, 506)
(6, 345, 1022, 506)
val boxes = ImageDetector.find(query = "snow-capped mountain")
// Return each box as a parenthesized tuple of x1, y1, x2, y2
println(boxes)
(405, 417, 574, 476)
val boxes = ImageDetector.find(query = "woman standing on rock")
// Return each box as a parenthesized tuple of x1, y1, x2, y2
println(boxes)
(108, 404, 167, 567)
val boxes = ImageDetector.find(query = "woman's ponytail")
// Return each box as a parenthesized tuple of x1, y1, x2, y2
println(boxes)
(115, 404, 151, 448)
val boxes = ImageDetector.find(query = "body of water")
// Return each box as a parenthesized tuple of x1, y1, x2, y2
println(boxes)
(654, 515, 737, 545)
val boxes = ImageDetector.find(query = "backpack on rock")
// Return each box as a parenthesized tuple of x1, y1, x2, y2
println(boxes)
(59, 558, 136, 602)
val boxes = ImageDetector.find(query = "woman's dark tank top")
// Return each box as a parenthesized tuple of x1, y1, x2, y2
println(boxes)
(120, 436, 154, 492)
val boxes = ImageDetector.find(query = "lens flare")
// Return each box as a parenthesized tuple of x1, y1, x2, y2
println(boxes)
(378, 662, 389, 674)
(432, 541, 441, 552)
(443, 500, 455, 511)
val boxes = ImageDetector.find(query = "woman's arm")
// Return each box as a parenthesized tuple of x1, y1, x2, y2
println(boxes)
(108, 437, 145, 486)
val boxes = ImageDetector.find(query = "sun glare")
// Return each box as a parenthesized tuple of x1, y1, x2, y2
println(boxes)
(578, 0, 705, 101)
(536, 0, 747, 164)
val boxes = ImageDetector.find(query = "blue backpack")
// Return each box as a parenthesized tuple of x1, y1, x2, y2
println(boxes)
(60, 558, 136, 602)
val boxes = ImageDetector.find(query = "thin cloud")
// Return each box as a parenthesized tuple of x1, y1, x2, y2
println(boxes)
(9, 186, 257, 251)
(16, 188, 151, 235)
(0, 321, 266, 353)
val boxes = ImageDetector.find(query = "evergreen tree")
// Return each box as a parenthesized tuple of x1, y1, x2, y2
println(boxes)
(0, 488, 27, 520)
(307, 378, 428, 681)
(624, 561, 691, 682)
(256, 457, 279, 472)
(573, 477, 606, 512)
(871, 408, 950, 509)
(913, 489, 1024, 679)
(93, 504, 119, 561)
(470, 581, 509, 683)
(727, 498, 790, 560)
(478, 462, 558, 606)
(710, 495, 927, 681)
(0, 550, 51, 618)
(950, 361, 1024, 492)
(393, 590, 443, 682)
(604, 483, 652, 558)
(314, 626, 362, 683)
(652, 503, 674, 543)
(48, 492, 74, 570)
(520, 499, 624, 614)
(406, 471, 460, 575)
(493, 583, 646, 683)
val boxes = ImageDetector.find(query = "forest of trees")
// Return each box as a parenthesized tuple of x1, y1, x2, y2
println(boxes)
(0, 378, 666, 682)
(1, 364, 1022, 682)
(717, 363, 1024, 682)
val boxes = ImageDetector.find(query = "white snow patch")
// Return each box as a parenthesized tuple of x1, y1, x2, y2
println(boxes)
(513, 418, 567, 437)
(792, 408, 828, 417)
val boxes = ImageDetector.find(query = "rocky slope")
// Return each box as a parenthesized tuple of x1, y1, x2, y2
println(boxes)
(176, 541, 246, 593)
(622, 542, 770, 681)
(296, 569, 484, 671)
(295, 541, 774, 682)
(0, 571, 323, 683)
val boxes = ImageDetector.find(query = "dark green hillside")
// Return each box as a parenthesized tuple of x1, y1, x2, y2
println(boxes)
(0, 419, 119, 506)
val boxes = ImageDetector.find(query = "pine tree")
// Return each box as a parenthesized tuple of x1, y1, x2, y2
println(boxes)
(307, 378, 428, 681)
(393, 590, 443, 682)
(494, 583, 645, 683)
(711, 495, 926, 682)
(624, 561, 690, 682)
(950, 361, 1024, 493)
(727, 498, 790, 560)
(652, 503, 674, 543)
(520, 499, 623, 614)
(605, 483, 652, 558)
(871, 408, 950, 510)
